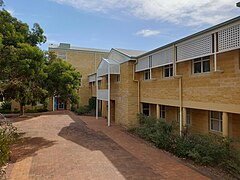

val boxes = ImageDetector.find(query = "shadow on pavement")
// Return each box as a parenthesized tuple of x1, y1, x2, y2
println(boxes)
(10, 134, 56, 163)
(58, 119, 162, 179)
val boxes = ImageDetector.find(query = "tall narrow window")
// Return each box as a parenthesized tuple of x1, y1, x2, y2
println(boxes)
(193, 56, 210, 74)
(144, 70, 150, 80)
(186, 109, 191, 125)
(98, 80, 101, 88)
(163, 64, 173, 78)
(160, 105, 166, 119)
(116, 74, 120, 82)
(142, 103, 150, 116)
(210, 111, 222, 132)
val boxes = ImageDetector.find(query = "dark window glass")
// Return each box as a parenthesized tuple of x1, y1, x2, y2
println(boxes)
(142, 103, 149, 116)
(203, 60, 210, 72)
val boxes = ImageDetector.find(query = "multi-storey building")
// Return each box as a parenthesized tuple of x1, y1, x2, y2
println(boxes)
(11, 43, 109, 111)
(47, 43, 109, 110)
(92, 16, 240, 138)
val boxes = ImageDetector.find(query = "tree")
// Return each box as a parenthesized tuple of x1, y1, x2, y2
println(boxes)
(46, 52, 81, 108)
(0, 10, 47, 115)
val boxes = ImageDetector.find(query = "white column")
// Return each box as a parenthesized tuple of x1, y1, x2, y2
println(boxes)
(96, 73, 98, 119)
(108, 64, 111, 127)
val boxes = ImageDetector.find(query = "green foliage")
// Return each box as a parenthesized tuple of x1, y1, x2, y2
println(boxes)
(131, 114, 240, 178)
(88, 97, 96, 110)
(0, 118, 19, 177)
(0, 109, 19, 114)
(1, 101, 11, 110)
(76, 105, 90, 115)
(0, 9, 48, 115)
(46, 53, 81, 106)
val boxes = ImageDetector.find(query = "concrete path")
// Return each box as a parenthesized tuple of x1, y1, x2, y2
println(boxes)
(6, 111, 209, 180)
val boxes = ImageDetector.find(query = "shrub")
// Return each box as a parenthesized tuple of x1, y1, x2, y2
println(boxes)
(88, 97, 96, 110)
(0, 118, 19, 177)
(131, 114, 240, 178)
(76, 105, 90, 115)
(1, 101, 11, 110)
(0, 109, 20, 114)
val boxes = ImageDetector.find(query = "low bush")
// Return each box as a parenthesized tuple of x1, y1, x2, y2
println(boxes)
(0, 118, 19, 177)
(130, 114, 240, 178)
(0, 109, 20, 114)
(1, 101, 11, 110)
(25, 109, 48, 113)
(88, 97, 96, 110)
(76, 105, 90, 115)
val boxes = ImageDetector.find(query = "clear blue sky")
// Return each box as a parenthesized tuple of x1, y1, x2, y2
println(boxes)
(3, 0, 240, 51)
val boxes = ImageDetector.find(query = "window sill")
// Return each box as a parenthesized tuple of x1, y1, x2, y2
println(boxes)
(162, 76, 175, 80)
(191, 72, 211, 77)
(209, 130, 222, 136)
(143, 78, 157, 82)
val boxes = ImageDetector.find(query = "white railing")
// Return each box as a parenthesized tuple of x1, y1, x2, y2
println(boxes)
(97, 89, 108, 101)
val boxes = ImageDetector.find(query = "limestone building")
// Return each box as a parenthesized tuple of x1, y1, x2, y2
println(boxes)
(92, 16, 240, 138)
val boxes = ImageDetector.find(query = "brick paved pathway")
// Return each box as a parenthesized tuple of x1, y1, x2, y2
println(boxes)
(6, 111, 209, 180)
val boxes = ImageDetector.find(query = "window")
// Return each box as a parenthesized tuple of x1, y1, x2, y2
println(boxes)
(176, 108, 191, 125)
(163, 64, 173, 78)
(116, 74, 120, 82)
(142, 103, 149, 116)
(160, 105, 166, 119)
(144, 70, 150, 80)
(98, 80, 101, 88)
(186, 109, 191, 125)
(193, 56, 210, 74)
(210, 111, 222, 132)
(57, 52, 67, 60)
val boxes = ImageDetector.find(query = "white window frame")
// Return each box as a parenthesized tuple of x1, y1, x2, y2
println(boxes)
(143, 70, 151, 80)
(210, 111, 223, 132)
(163, 64, 173, 78)
(192, 56, 210, 74)
(160, 105, 166, 119)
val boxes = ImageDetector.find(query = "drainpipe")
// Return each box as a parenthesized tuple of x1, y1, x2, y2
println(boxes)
(173, 45, 183, 136)
(133, 60, 140, 113)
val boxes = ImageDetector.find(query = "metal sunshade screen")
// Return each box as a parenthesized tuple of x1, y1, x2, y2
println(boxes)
(97, 90, 108, 101)
(152, 47, 173, 68)
(97, 60, 109, 77)
(176, 35, 212, 62)
(88, 74, 96, 82)
(218, 24, 240, 52)
(136, 56, 149, 72)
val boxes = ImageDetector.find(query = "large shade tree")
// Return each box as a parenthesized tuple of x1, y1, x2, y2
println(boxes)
(0, 9, 47, 115)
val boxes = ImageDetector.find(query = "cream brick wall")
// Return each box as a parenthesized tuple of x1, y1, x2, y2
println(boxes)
(50, 49, 108, 106)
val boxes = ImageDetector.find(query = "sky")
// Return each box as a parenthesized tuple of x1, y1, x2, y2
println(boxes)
(3, 0, 240, 51)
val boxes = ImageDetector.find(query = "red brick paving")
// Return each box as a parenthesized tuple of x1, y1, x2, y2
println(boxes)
(6, 111, 209, 179)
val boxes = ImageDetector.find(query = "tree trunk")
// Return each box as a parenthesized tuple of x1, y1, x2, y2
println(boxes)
(20, 105, 25, 116)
